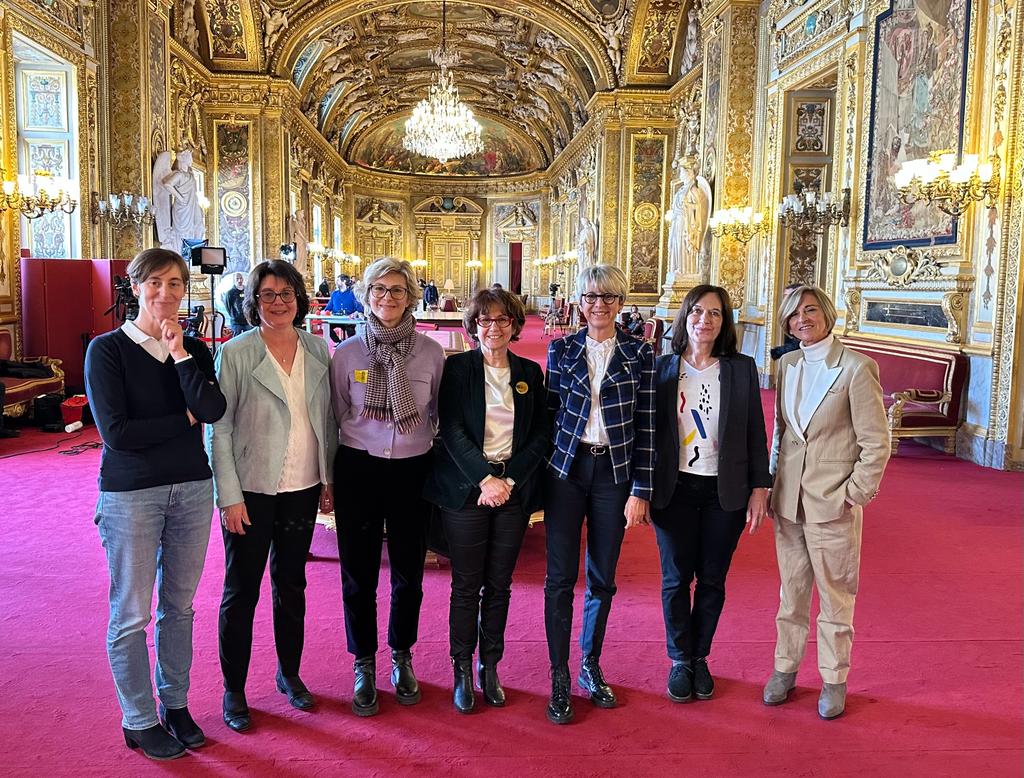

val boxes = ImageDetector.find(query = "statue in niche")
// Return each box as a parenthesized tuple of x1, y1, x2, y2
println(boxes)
(289, 210, 309, 275)
(161, 149, 206, 248)
(180, 0, 200, 53)
(262, 3, 289, 54)
(667, 158, 712, 277)
(152, 150, 175, 250)
(680, 6, 701, 75)
(600, 14, 626, 75)
(576, 212, 598, 266)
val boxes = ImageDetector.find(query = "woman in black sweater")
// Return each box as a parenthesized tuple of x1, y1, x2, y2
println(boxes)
(85, 248, 226, 761)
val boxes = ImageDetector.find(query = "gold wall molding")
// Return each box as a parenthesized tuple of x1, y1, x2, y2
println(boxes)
(626, 0, 685, 85)
(845, 273, 974, 293)
(772, 0, 849, 72)
(863, 246, 944, 288)
(940, 290, 967, 345)
(842, 288, 861, 334)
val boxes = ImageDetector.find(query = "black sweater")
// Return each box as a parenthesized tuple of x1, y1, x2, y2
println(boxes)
(84, 329, 226, 492)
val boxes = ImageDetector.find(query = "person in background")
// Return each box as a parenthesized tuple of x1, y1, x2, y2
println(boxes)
(208, 260, 338, 733)
(317, 278, 331, 298)
(764, 286, 890, 719)
(85, 248, 226, 761)
(424, 288, 548, 713)
(650, 285, 770, 703)
(423, 279, 440, 310)
(330, 257, 445, 717)
(225, 272, 251, 335)
(325, 275, 364, 342)
(626, 305, 645, 338)
(542, 264, 655, 725)
(770, 284, 803, 361)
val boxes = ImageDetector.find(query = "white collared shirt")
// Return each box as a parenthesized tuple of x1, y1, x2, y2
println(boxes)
(582, 335, 615, 445)
(121, 320, 192, 364)
(270, 343, 321, 492)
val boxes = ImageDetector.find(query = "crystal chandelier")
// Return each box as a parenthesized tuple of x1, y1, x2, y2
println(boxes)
(403, 0, 483, 164)
(778, 181, 851, 237)
(0, 168, 78, 219)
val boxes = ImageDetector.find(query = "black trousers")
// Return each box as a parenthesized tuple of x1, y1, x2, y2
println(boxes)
(219, 485, 321, 692)
(335, 445, 432, 658)
(441, 494, 528, 665)
(650, 472, 746, 661)
(543, 451, 630, 669)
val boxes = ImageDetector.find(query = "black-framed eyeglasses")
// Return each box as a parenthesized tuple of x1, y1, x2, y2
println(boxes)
(369, 284, 409, 300)
(257, 288, 296, 304)
(476, 316, 513, 329)
(580, 292, 624, 305)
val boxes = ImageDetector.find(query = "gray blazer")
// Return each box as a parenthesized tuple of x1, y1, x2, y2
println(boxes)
(207, 327, 339, 507)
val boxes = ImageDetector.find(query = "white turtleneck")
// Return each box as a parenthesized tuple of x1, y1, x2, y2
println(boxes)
(789, 334, 836, 432)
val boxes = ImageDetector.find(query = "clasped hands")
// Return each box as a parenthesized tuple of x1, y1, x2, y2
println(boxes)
(478, 475, 512, 508)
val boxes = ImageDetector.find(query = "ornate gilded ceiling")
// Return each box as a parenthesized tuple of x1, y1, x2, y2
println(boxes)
(174, 0, 693, 177)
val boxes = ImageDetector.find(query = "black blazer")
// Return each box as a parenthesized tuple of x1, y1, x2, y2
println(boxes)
(424, 348, 549, 517)
(650, 352, 771, 513)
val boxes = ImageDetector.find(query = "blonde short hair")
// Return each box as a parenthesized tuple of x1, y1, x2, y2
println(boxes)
(576, 264, 628, 299)
(358, 256, 422, 312)
(777, 285, 838, 340)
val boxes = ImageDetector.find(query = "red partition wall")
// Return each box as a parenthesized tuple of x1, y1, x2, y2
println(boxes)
(20, 258, 94, 392)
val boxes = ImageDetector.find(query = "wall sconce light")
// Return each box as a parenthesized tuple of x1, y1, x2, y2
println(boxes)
(779, 182, 850, 236)
(0, 168, 78, 219)
(708, 206, 767, 244)
(894, 150, 999, 217)
(410, 258, 428, 270)
(339, 251, 362, 274)
(92, 191, 155, 229)
(307, 241, 329, 264)
(465, 259, 483, 269)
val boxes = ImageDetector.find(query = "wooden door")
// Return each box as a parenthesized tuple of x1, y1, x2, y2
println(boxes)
(426, 236, 469, 300)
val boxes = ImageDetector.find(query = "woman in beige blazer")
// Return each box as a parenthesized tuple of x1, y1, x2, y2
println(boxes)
(764, 286, 890, 720)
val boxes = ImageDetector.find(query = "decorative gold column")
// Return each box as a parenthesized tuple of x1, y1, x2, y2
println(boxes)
(700, 0, 759, 304)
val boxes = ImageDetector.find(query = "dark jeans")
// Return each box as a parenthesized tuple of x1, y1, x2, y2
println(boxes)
(650, 472, 746, 661)
(335, 445, 432, 658)
(442, 494, 528, 665)
(328, 324, 356, 343)
(543, 450, 630, 669)
(219, 485, 321, 692)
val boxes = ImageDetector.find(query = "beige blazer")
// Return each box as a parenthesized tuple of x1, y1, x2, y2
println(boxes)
(770, 337, 890, 523)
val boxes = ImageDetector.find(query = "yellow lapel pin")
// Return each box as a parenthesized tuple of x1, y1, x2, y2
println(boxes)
(515, 381, 529, 395)
(354, 370, 368, 383)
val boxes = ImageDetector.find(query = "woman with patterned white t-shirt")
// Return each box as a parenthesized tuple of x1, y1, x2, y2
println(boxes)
(649, 284, 771, 704)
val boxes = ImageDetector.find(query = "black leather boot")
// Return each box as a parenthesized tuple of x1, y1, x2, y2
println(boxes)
(453, 658, 475, 714)
(578, 656, 617, 708)
(478, 663, 506, 707)
(222, 691, 251, 732)
(546, 666, 574, 725)
(159, 704, 205, 748)
(122, 724, 186, 760)
(352, 656, 379, 717)
(391, 649, 421, 705)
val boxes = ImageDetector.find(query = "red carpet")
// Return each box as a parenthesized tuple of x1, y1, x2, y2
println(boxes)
(0, 322, 1021, 776)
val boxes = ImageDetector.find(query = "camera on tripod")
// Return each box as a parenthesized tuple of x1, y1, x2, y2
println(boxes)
(105, 275, 139, 323)
(549, 282, 561, 295)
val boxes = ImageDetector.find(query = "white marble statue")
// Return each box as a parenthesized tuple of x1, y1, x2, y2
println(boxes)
(680, 7, 701, 75)
(667, 162, 712, 277)
(162, 149, 206, 247)
(262, 2, 288, 53)
(576, 212, 598, 267)
(601, 15, 626, 75)
(289, 209, 309, 275)
(152, 151, 175, 250)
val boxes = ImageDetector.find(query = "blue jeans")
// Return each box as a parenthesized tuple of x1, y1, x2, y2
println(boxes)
(95, 479, 213, 730)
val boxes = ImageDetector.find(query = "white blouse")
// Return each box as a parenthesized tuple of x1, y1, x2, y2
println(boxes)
(677, 359, 721, 477)
(482, 364, 515, 462)
(271, 344, 321, 492)
(582, 335, 615, 445)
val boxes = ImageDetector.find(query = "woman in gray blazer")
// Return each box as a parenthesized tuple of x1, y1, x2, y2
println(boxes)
(207, 260, 338, 733)
(650, 285, 770, 704)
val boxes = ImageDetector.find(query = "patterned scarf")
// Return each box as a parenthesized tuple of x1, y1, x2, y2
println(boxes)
(361, 311, 421, 434)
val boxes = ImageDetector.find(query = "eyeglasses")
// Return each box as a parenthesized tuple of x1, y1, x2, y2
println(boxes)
(476, 316, 513, 329)
(580, 292, 624, 305)
(258, 288, 296, 304)
(368, 284, 409, 300)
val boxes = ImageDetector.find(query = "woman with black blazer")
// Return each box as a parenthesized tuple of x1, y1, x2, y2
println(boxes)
(650, 284, 770, 703)
(424, 288, 548, 714)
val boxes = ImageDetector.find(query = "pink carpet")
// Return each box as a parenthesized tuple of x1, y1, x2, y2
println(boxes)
(0, 321, 1021, 776)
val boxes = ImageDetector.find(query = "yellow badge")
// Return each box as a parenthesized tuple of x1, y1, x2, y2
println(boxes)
(354, 370, 368, 384)
(515, 381, 529, 395)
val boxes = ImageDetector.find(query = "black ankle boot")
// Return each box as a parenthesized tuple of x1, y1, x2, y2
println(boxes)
(453, 658, 475, 714)
(352, 656, 379, 717)
(159, 704, 205, 748)
(123, 724, 186, 760)
(578, 656, 617, 708)
(546, 666, 574, 724)
(478, 663, 505, 707)
(391, 649, 421, 705)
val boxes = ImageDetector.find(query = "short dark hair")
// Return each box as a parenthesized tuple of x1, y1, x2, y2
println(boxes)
(670, 284, 738, 357)
(463, 288, 526, 342)
(127, 248, 189, 286)
(243, 260, 310, 327)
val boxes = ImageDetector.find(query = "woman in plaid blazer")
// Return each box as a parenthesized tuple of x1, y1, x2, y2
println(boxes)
(542, 264, 656, 725)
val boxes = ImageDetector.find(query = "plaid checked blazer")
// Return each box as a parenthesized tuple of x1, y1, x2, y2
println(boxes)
(545, 328, 656, 500)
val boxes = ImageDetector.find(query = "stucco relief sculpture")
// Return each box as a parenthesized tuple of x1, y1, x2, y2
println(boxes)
(680, 5, 701, 74)
(262, 3, 289, 54)
(601, 14, 626, 76)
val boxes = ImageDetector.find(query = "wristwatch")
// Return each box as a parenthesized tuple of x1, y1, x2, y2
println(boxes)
(505, 477, 516, 488)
